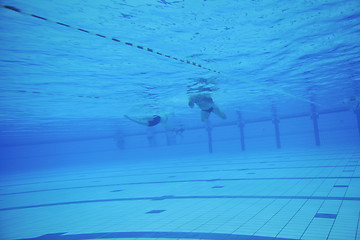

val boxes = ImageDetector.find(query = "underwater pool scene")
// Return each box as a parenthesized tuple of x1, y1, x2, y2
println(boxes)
(1, 0, 360, 239)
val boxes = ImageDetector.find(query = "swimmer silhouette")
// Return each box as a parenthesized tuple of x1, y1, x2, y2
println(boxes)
(188, 94, 226, 121)
(124, 115, 165, 127)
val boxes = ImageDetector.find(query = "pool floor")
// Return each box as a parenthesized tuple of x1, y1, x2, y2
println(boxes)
(1, 146, 360, 240)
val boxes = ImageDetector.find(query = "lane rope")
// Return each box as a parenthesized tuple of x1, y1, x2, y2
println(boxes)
(2, 4, 322, 106)
(1, 4, 220, 74)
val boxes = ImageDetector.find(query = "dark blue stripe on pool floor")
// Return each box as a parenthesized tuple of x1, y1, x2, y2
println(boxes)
(1, 176, 360, 196)
(16, 231, 299, 240)
(315, 213, 337, 219)
(110, 189, 123, 192)
(2, 195, 360, 211)
(2, 162, 359, 188)
(2, 163, 360, 188)
(146, 210, 166, 214)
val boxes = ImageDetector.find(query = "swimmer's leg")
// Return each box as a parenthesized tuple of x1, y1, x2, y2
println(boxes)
(124, 115, 149, 126)
(212, 105, 226, 119)
(201, 110, 211, 122)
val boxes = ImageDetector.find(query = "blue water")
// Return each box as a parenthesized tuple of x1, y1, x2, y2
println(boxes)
(1, 1, 360, 239)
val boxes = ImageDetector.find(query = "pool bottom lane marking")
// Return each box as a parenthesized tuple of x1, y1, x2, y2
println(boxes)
(1, 194, 360, 211)
(16, 231, 300, 240)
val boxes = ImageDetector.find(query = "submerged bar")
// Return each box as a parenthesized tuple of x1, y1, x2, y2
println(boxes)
(356, 110, 360, 136)
(311, 104, 321, 146)
(272, 107, 281, 149)
(206, 122, 213, 154)
(273, 118, 281, 149)
(237, 112, 245, 151)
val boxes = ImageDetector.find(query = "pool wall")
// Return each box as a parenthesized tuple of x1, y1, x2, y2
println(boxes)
(1, 110, 359, 173)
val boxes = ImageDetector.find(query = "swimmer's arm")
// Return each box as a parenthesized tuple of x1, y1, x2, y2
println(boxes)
(188, 98, 195, 108)
(124, 115, 149, 126)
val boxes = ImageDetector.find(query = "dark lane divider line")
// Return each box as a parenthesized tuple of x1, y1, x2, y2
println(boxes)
(2, 164, 359, 188)
(1, 176, 360, 196)
(16, 231, 299, 240)
(2, 195, 360, 211)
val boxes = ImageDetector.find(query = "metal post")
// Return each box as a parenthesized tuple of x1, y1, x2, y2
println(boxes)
(115, 130, 125, 149)
(356, 110, 360, 136)
(273, 118, 281, 149)
(272, 107, 281, 149)
(206, 121, 213, 154)
(237, 112, 246, 151)
(311, 104, 321, 146)
(147, 128, 156, 147)
(166, 131, 177, 146)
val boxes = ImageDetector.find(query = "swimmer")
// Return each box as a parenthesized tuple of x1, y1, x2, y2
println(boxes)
(188, 94, 226, 121)
(124, 115, 166, 127)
